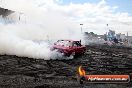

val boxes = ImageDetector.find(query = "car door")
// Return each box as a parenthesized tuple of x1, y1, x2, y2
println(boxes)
(73, 41, 85, 54)
(72, 42, 81, 54)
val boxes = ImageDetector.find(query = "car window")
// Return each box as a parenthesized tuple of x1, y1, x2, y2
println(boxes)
(65, 41, 73, 47)
(56, 40, 72, 47)
(73, 43, 77, 46)
(73, 41, 81, 47)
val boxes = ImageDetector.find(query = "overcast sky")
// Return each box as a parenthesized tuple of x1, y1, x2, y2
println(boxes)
(0, 0, 132, 35)
(61, 0, 132, 16)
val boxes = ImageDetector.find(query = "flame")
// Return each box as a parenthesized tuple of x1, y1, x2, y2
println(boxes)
(78, 66, 86, 76)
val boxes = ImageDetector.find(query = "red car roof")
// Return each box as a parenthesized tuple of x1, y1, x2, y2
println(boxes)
(58, 40, 80, 42)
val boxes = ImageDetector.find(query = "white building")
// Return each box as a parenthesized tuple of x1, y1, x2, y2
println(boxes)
(128, 36, 132, 44)
(116, 33, 126, 42)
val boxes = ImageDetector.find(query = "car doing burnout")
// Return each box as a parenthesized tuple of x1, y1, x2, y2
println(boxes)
(50, 40, 86, 58)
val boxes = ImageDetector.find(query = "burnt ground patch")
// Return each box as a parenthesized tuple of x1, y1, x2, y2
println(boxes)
(0, 45, 131, 88)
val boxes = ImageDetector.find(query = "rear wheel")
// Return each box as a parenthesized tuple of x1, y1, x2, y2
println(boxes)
(82, 51, 86, 55)
(69, 52, 75, 59)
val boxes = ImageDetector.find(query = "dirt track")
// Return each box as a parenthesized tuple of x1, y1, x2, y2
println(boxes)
(0, 45, 132, 88)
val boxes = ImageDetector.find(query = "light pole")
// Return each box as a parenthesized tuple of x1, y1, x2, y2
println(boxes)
(80, 24, 83, 44)
(127, 31, 129, 44)
(80, 24, 83, 34)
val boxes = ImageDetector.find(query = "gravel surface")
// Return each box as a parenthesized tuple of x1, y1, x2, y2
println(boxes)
(0, 45, 131, 88)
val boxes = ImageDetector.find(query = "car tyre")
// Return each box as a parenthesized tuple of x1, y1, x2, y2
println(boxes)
(69, 52, 75, 59)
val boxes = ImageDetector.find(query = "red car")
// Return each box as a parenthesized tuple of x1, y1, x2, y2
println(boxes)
(50, 40, 86, 58)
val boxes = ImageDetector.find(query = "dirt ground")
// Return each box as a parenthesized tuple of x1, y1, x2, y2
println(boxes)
(0, 45, 132, 88)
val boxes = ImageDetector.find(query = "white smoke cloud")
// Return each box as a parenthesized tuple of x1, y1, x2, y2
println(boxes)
(0, 8, 82, 59)
(1, 0, 132, 35)
(0, 23, 81, 59)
